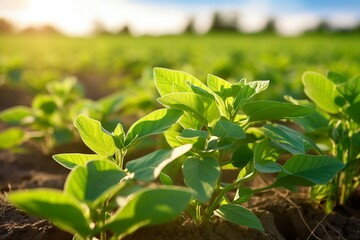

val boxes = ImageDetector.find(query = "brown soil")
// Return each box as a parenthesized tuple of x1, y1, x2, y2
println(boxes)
(1, 145, 360, 240)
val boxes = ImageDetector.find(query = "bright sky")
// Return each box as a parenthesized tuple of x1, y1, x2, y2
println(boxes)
(0, 0, 359, 36)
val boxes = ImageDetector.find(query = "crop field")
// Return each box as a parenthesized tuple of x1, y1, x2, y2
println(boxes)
(1, 34, 360, 100)
(1, 33, 360, 240)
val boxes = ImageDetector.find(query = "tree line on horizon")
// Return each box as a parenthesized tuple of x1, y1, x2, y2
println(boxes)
(1, 11, 360, 36)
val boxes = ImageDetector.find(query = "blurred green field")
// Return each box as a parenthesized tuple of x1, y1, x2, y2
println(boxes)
(1, 33, 359, 102)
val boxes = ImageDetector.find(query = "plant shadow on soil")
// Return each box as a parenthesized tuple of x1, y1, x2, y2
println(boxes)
(1, 145, 360, 240)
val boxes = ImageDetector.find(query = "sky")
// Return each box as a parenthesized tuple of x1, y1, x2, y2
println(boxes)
(0, 0, 359, 36)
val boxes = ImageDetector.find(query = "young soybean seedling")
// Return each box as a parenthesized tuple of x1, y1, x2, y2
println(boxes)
(8, 108, 194, 240)
(0, 77, 124, 154)
(154, 68, 344, 230)
(286, 71, 360, 211)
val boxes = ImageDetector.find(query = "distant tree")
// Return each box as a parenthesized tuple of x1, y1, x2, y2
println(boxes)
(92, 20, 110, 35)
(0, 18, 14, 33)
(262, 18, 276, 34)
(314, 20, 332, 33)
(20, 26, 37, 34)
(209, 11, 238, 32)
(183, 16, 195, 34)
(117, 25, 130, 35)
(20, 25, 62, 35)
(39, 25, 61, 34)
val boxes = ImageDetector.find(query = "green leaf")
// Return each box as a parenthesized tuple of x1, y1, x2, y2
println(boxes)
(188, 82, 214, 99)
(154, 67, 210, 96)
(292, 112, 329, 132)
(125, 109, 182, 146)
(214, 204, 264, 231)
(263, 124, 305, 154)
(178, 112, 203, 130)
(234, 187, 253, 204)
(158, 92, 220, 126)
(52, 153, 108, 169)
(243, 100, 315, 122)
(213, 120, 245, 140)
(234, 80, 269, 110)
(207, 74, 232, 100)
(98, 93, 124, 115)
(0, 127, 26, 149)
(275, 155, 345, 188)
(32, 94, 58, 114)
(7, 189, 91, 237)
(327, 71, 348, 84)
(74, 114, 116, 156)
(126, 144, 192, 182)
(337, 76, 360, 104)
(346, 101, 360, 125)
(182, 157, 220, 203)
(53, 128, 74, 145)
(159, 172, 173, 185)
(106, 187, 193, 236)
(113, 123, 125, 148)
(177, 129, 207, 150)
(253, 141, 282, 173)
(164, 130, 183, 148)
(0, 106, 33, 124)
(65, 160, 126, 204)
(206, 74, 231, 118)
(302, 71, 345, 114)
(231, 145, 253, 169)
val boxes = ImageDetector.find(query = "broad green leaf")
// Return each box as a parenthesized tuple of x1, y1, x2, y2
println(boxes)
(337, 76, 360, 104)
(159, 172, 173, 185)
(206, 74, 231, 118)
(164, 130, 182, 148)
(253, 141, 282, 173)
(234, 80, 269, 110)
(126, 144, 192, 182)
(182, 157, 220, 203)
(154, 67, 210, 96)
(158, 92, 220, 126)
(53, 128, 74, 145)
(106, 187, 193, 236)
(213, 120, 245, 140)
(125, 109, 182, 146)
(214, 204, 264, 231)
(302, 71, 345, 114)
(188, 82, 214, 99)
(0, 127, 26, 149)
(243, 100, 314, 122)
(264, 124, 305, 154)
(231, 145, 253, 169)
(234, 187, 253, 204)
(327, 71, 348, 84)
(113, 123, 125, 148)
(207, 74, 232, 100)
(207, 136, 234, 152)
(32, 94, 58, 114)
(346, 101, 360, 125)
(7, 189, 91, 237)
(293, 112, 329, 132)
(179, 112, 203, 130)
(275, 155, 345, 188)
(177, 129, 207, 150)
(98, 93, 124, 115)
(0, 106, 33, 124)
(52, 153, 108, 169)
(74, 114, 116, 156)
(65, 160, 126, 204)
(237, 161, 255, 181)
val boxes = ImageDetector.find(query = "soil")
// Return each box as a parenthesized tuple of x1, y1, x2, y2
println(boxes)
(1, 144, 359, 240)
